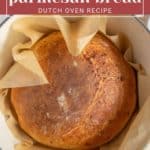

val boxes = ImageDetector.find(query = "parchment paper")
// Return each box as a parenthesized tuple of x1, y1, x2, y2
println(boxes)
(0, 16, 149, 150)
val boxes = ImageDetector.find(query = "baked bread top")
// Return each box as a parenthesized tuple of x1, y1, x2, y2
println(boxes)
(11, 32, 136, 149)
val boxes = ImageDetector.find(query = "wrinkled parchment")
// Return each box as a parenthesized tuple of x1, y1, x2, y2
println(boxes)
(0, 16, 150, 150)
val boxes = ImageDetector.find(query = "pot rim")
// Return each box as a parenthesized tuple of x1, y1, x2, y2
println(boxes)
(0, 15, 149, 34)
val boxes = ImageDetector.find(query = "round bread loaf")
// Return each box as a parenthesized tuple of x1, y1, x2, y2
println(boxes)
(11, 32, 136, 149)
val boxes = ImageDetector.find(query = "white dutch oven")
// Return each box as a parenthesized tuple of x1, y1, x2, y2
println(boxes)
(0, 16, 150, 150)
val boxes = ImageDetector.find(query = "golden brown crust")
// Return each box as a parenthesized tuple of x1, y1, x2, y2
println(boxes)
(11, 32, 136, 149)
